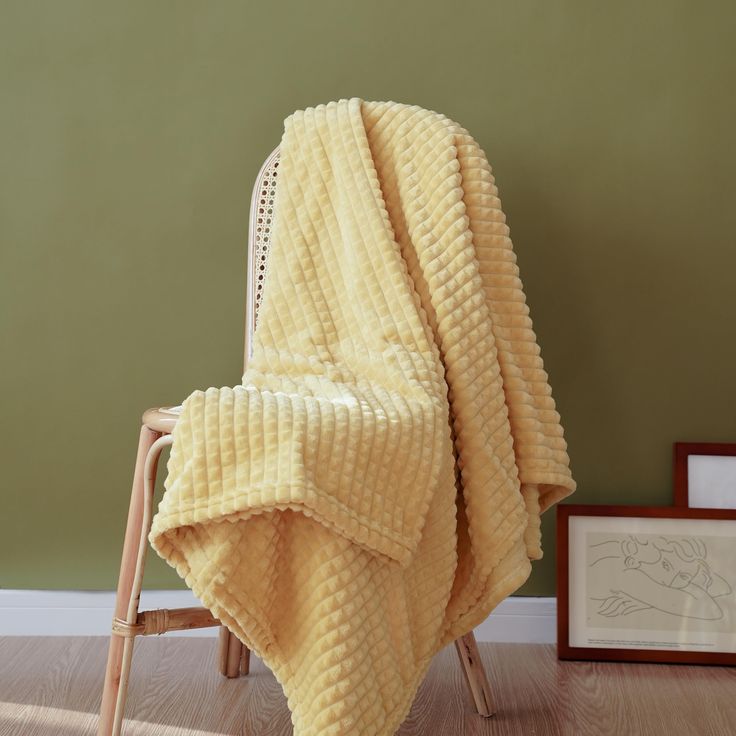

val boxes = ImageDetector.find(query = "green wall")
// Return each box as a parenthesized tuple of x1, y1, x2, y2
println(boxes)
(2, 1, 735, 595)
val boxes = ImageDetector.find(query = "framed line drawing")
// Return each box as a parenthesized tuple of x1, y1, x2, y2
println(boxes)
(557, 504, 736, 665)
(674, 442, 736, 509)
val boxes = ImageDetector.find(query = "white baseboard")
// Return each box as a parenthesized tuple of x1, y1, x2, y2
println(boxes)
(474, 596, 556, 644)
(0, 590, 556, 644)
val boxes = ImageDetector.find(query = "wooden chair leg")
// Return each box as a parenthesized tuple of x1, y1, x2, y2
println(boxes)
(218, 626, 250, 677)
(98, 426, 161, 736)
(240, 642, 251, 676)
(454, 632, 496, 717)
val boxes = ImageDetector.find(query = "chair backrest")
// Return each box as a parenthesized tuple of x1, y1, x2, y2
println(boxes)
(244, 146, 280, 370)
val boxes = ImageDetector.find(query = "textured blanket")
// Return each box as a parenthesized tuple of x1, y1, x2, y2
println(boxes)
(150, 98, 575, 735)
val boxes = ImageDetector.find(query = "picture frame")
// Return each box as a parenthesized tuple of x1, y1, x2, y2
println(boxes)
(674, 442, 736, 509)
(557, 504, 736, 665)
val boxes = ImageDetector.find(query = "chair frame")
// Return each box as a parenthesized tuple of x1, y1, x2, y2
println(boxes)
(97, 148, 496, 736)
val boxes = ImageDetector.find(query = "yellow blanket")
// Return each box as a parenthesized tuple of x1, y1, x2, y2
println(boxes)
(150, 98, 575, 735)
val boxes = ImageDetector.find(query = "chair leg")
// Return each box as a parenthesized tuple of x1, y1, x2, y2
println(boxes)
(240, 642, 251, 676)
(454, 632, 496, 717)
(218, 626, 250, 678)
(98, 426, 161, 736)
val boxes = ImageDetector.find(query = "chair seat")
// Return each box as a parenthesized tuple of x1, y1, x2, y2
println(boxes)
(142, 405, 182, 434)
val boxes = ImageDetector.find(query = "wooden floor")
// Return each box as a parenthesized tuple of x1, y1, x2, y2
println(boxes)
(1, 637, 734, 735)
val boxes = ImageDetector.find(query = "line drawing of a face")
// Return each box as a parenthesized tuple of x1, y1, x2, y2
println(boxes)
(588, 535, 733, 621)
(622, 537, 716, 591)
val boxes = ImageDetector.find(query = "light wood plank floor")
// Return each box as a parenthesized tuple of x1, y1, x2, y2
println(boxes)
(1, 637, 734, 735)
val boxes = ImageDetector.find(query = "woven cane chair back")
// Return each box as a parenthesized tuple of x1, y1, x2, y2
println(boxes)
(244, 147, 281, 368)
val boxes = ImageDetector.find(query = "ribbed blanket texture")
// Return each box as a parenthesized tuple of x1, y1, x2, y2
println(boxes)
(150, 98, 575, 735)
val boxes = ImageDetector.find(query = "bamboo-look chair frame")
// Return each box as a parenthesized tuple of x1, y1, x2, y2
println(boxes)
(97, 147, 496, 736)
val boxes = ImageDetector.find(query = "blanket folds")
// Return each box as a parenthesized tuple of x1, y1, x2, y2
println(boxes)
(150, 98, 575, 735)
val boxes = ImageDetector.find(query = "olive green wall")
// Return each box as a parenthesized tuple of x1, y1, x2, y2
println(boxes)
(2, 1, 735, 596)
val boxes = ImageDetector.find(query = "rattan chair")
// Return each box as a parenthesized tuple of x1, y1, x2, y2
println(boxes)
(97, 147, 496, 736)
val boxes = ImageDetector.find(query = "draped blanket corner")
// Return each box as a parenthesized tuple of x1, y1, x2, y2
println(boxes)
(149, 98, 575, 736)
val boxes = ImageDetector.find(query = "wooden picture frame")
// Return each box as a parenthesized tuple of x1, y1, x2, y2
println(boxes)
(674, 442, 736, 509)
(557, 504, 736, 665)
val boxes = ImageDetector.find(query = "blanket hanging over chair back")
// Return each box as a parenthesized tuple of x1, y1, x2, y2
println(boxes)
(150, 98, 575, 736)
